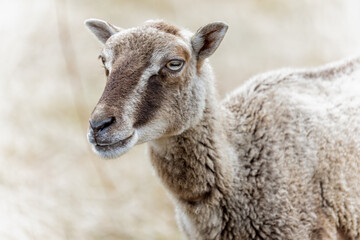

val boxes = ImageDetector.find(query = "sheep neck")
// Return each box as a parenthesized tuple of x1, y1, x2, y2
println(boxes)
(148, 95, 233, 204)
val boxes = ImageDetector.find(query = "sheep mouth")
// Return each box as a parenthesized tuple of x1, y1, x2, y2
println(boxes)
(95, 132, 134, 148)
(92, 131, 137, 158)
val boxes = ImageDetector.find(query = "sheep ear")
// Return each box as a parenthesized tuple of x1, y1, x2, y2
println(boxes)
(84, 18, 122, 44)
(191, 22, 228, 60)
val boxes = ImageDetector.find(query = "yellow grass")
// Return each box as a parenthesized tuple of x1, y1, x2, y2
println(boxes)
(1, 0, 360, 239)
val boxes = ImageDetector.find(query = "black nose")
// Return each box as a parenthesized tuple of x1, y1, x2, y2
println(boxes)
(89, 117, 115, 133)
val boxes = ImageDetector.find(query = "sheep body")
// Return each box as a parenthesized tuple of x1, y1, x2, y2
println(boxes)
(223, 58, 360, 239)
(150, 57, 360, 239)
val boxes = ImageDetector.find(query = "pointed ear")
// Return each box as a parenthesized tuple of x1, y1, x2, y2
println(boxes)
(191, 22, 228, 61)
(84, 18, 122, 44)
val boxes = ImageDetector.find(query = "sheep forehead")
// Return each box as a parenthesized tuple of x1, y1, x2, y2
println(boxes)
(103, 23, 192, 66)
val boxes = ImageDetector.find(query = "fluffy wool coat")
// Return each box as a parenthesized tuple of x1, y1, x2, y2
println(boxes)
(150, 58, 360, 239)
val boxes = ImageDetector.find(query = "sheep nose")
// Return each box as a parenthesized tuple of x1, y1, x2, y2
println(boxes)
(89, 117, 115, 133)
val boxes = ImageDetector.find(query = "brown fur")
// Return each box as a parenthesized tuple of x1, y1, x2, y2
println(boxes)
(146, 21, 181, 36)
(85, 19, 360, 239)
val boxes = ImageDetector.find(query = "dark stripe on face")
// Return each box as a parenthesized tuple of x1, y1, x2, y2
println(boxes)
(98, 54, 150, 108)
(133, 74, 165, 128)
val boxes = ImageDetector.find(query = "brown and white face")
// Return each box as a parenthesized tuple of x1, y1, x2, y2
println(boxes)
(85, 19, 228, 158)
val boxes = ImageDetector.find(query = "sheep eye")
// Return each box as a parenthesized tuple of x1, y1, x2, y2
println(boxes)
(165, 60, 184, 72)
(98, 55, 106, 66)
(98, 55, 109, 76)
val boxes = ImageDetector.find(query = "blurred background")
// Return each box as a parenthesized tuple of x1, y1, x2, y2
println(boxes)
(1, 0, 360, 239)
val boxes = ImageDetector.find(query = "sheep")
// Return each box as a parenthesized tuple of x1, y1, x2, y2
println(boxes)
(84, 19, 360, 239)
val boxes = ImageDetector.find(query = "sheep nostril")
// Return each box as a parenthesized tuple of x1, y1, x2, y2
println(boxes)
(89, 117, 116, 133)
